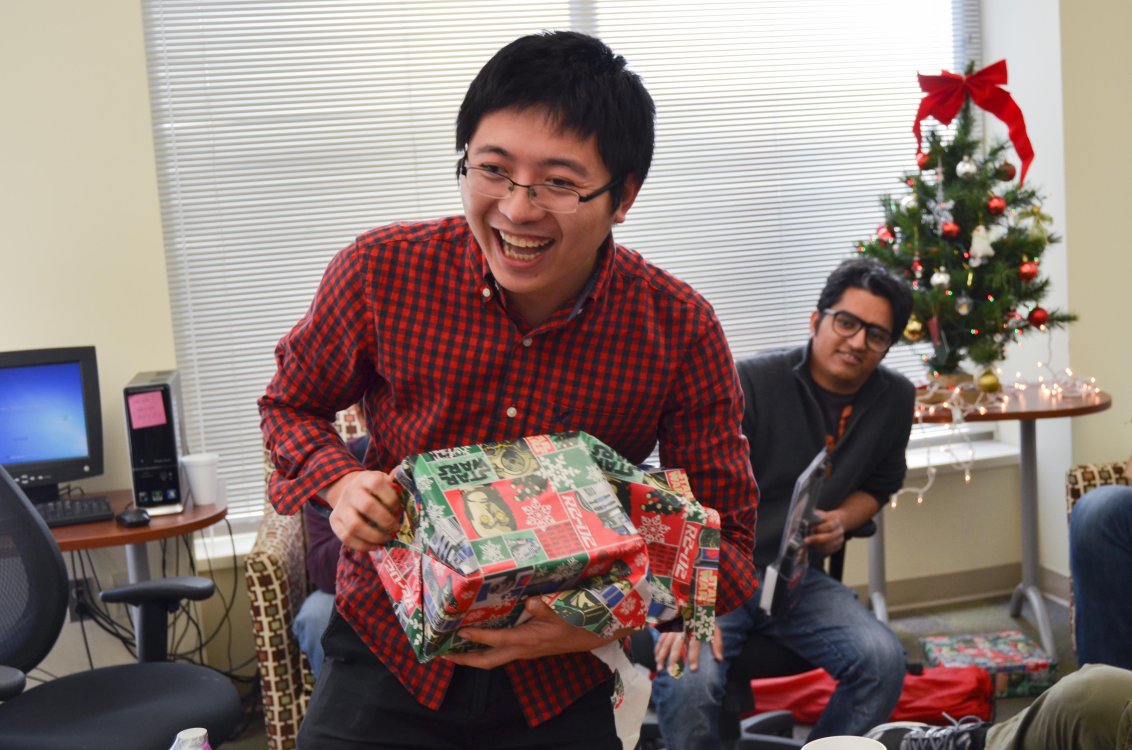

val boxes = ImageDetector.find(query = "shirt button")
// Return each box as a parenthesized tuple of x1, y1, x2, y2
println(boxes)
(482, 287, 492, 299)
(522, 337, 533, 347)
(506, 406, 518, 418)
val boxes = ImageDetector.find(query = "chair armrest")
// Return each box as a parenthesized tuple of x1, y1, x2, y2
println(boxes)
(97, 576, 218, 662)
(99, 576, 216, 609)
(1066, 461, 1129, 511)
(0, 665, 27, 701)
(246, 507, 314, 750)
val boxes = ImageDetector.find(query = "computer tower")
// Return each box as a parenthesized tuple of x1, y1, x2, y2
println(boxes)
(123, 370, 187, 515)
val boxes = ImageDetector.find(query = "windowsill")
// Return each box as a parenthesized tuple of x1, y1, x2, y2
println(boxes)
(905, 438, 1020, 475)
(193, 527, 258, 569)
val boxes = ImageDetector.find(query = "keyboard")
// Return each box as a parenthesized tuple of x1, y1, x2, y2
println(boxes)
(36, 496, 115, 528)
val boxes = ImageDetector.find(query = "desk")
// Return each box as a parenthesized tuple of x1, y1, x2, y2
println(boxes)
(52, 488, 227, 634)
(910, 388, 1112, 660)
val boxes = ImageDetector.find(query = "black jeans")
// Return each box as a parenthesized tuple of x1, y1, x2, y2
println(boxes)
(297, 611, 620, 749)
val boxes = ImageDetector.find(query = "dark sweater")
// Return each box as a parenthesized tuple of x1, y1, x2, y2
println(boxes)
(736, 345, 915, 568)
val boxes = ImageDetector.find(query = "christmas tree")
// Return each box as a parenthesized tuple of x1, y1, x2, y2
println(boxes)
(856, 62, 1073, 383)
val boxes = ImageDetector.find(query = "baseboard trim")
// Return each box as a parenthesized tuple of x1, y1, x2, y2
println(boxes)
(851, 563, 1072, 614)
(851, 563, 1018, 613)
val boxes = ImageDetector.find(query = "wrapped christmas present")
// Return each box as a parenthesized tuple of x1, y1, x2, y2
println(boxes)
(374, 431, 720, 662)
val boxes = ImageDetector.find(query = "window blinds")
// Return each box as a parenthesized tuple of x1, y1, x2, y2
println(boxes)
(143, 0, 979, 523)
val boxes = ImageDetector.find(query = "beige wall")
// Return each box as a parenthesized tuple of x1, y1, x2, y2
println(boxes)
(1062, 0, 1132, 465)
(1, 1, 175, 495)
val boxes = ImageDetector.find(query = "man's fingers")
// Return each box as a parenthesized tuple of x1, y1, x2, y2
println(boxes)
(686, 637, 702, 671)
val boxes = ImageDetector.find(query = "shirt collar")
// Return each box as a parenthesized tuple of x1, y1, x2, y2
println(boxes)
(463, 223, 618, 321)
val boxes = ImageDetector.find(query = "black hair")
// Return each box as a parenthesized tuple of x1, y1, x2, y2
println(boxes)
(456, 30, 655, 211)
(817, 257, 914, 338)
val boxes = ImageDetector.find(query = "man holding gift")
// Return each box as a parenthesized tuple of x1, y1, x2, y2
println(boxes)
(259, 30, 759, 750)
(653, 257, 915, 745)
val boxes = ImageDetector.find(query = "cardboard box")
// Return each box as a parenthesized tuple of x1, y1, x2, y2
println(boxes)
(376, 432, 719, 661)
(920, 630, 1055, 698)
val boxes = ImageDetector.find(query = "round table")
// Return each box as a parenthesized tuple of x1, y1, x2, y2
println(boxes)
(913, 387, 1112, 660)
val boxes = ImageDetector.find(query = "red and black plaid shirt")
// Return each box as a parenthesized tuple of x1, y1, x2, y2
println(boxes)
(260, 216, 759, 726)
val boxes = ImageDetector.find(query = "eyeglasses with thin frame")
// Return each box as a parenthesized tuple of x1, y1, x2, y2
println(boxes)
(458, 159, 621, 214)
(821, 309, 893, 352)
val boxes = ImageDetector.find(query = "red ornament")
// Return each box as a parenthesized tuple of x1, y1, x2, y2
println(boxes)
(1019, 260, 1039, 283)
(997, 161, 1017, 181)
(1028, 307, 1050, 327)
(917, 152, 935, 170)
(876, 225, 895, 246)
(987, 196, 1007, 215)
(941, 221, 960, 239)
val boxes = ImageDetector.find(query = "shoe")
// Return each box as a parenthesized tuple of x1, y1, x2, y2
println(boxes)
(865, 721, 931, 750)
(899, 715, 991, 749)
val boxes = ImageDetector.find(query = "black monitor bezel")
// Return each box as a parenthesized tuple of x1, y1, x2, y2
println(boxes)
(0, 346, 104, 502)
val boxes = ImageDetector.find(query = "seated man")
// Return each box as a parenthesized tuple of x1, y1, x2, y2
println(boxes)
(652, 256, 914, 745)
(1069, 466, 1132, 670)
(291, 504, 337, 677)
(291, 435, 365, 676)
(867, 663, 1132, 749)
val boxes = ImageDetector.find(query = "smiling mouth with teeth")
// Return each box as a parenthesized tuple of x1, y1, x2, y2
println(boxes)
(499, 230, 551, 261)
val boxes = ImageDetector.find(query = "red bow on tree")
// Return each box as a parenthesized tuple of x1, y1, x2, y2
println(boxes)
(913, 60, 1034, 184)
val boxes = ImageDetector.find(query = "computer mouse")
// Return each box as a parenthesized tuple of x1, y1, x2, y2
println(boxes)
(116, 508, 151, 528)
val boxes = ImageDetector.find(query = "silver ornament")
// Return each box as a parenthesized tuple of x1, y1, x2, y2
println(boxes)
(930, 270, 951, 289)
(956, 156, 978, 180)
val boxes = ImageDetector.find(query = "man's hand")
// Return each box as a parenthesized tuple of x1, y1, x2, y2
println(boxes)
(325, 470, 404, 552)
(654, 624, 723, 676)
(442, 597, 629, 669)
(804, 507, 847, 557)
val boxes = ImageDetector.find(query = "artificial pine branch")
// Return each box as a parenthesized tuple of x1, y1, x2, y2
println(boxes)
(855, 86, 1074, 376)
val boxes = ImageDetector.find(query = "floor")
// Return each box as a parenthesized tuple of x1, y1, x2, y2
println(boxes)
(219, 595, 1073, 748)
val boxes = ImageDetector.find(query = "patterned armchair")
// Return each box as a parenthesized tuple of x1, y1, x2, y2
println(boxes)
(245, 406, 365, 750)
(1064, 459, 1129, 644)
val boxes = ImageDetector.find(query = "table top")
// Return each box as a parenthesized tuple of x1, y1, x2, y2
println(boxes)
(915, 388, 1112, 424)
(51, 488, 228, 551)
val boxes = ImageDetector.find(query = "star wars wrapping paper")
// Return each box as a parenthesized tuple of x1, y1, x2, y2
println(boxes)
(374, 431, 720, 662)
(920, 630, 1055, 698)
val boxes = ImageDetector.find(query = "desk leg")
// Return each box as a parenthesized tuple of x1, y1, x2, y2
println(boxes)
(1008, 420, 1057, 660)
(125, 542, 151, 640)
(868, 511, 889, 624)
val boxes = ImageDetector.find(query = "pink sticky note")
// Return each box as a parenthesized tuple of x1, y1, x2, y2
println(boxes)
(128, 390, 167, 429)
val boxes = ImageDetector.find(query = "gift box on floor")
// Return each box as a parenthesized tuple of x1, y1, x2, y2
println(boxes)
(919, 630, 1055, 698)
(375, 431, 720, 661)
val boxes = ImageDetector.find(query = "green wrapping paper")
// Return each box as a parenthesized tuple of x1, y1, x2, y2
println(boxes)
(374, 431, 720, 662)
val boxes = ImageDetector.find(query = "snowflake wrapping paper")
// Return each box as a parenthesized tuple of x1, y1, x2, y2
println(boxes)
(920, 630, 1056, 698)
(374, 431, 720, 662)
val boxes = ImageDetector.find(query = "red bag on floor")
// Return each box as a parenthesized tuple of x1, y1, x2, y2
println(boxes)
(748, 665, 994, 725)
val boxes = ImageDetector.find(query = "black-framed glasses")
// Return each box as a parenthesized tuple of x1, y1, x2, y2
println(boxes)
(459, 159, 620, 214)
(821, 309, 893, 352)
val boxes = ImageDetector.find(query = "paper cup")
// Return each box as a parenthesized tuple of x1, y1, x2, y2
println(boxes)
(181, 452, 220, 506)
(802, 738, 885, 750)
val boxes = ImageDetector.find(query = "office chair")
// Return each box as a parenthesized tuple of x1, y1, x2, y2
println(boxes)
(0, 466, 242, 750)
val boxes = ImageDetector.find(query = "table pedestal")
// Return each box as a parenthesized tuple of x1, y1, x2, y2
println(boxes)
(1008, 420, 1058, 660)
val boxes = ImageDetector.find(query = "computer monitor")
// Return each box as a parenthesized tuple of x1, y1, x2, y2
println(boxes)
(0, 346, 104, 503)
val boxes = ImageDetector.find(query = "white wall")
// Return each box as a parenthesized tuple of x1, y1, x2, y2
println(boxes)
(1, 1, 175, 495)
(982, 0, 1075, 580)
(2, 1, 179, 676)
(1062, 1, 1132, 465)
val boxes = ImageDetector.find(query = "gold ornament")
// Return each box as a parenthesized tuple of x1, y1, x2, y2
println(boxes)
(977, 370, 1001, 392)
(903, 314, 925, 342)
